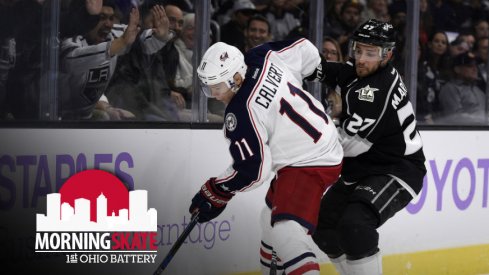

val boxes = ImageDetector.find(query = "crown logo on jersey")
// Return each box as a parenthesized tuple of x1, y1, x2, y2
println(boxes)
(355, 85, 378, 102)
(220, 52, 229, 62)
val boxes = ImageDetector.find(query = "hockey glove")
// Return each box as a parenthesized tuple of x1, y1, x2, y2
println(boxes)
(189, 178, 234, 223)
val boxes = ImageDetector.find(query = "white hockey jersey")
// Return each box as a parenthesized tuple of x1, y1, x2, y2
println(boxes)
(215, 38, 343, 193)
(59, 25, 170, 119)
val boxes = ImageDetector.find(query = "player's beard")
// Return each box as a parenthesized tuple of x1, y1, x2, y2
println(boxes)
(356, 61, 381, 78)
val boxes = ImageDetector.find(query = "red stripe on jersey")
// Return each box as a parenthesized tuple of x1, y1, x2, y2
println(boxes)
(215, 170, 237, 183)
(287, 261, 320, 275)
(241, 50, 273, 192)
(260, 248, 272, 261)
(277, 38, 306, 53)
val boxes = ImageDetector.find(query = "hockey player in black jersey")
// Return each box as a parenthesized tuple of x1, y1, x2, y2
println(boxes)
(309, 19, 427, 274)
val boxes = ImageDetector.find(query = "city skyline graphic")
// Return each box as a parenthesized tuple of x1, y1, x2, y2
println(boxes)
(37, 190, 157, 232)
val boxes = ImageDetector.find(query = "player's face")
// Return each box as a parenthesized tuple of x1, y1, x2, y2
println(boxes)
(201, 81, 234, 103)
(201, 73, 242, 104)
(208, 82, 230, 97)
(354, 42, 385, 77)
(87, 6, 115, 45)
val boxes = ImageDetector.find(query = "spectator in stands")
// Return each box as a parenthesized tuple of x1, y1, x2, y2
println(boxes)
(212, 0, 235, 26)
(173, 13, 195, 108)
(474, 18, 489, 40)
(157, 4, 190, 110)
(449, 35, 470, 57)
(474, 36, 489, 93)
(61, 0, 103, 38)
(389, 1, 407, 75)
(0, 38, 14, 119)
(243, 14, 272, 52)
(419, 0, 434, 45)
(430, 0, 474, 32)
(321, 36, 343, 123)
(177, 13, 225, 121)
(0, 0, 17, 119)
(325, 0, 364, 57)
(165, 4, 184, 37)
(4, 0, 45, 119)
(160, 10, 223, 122)
(417, 31, 451, 124)
(324, 0, 347, 35)
(221, 0, 257, 52)
(457, 30, 476, 51)
(438, 52, 487, 124)
(361, 0, 390, 23)
(105, 1, 180, 121)
(58, 0, 172, 120)
(260, 0, 301, 41)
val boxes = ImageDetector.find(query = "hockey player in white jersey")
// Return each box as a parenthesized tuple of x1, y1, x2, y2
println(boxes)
(188, 39, 343, 274)
(59, 0, 174, 119)
(307, 19, 427, 275)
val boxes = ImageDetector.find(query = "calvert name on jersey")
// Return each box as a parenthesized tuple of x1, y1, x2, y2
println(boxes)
(214, 39, 343, 194)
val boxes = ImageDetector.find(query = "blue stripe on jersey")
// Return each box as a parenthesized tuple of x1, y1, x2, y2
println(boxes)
(283, 252, 317, 269)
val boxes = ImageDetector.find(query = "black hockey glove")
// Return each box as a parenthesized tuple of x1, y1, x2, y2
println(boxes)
(189, 178, 234, 223)
(305, 53, 327, 82)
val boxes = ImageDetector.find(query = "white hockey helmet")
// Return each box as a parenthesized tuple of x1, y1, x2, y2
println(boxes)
(197, 42, 247, 97)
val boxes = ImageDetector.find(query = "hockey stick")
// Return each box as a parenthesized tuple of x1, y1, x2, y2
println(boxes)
(153, 212, 199, 275)
(269, 249, 277, 275)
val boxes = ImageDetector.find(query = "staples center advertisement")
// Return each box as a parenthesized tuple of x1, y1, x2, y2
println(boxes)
(0, 128, 488, 275)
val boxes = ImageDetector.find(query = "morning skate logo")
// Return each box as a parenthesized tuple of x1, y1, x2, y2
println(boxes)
(35, 169, 158, 264)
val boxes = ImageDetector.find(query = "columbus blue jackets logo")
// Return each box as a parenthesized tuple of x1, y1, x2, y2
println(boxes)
(225, 113, 237, 132)
(355, 85, 378, 102)
(220, 52, 229, 62)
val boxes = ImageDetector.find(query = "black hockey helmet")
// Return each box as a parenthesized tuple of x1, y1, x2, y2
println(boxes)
(352, 19, 395, 48)
(349, 19, 396, 61)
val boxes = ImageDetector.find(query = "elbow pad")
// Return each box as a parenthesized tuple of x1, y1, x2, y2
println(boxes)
(305, 54, 327, 82)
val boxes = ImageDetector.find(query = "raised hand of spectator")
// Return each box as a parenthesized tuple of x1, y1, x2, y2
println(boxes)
(110, 6, 140, 56)
(151, 5, 171, 40)
(122, 7, 141, 45)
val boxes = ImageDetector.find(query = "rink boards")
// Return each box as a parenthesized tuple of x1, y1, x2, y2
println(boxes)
(0, 128, 488, 274)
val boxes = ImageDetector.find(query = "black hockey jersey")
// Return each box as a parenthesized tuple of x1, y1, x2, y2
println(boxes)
(323, 61, 426, 197)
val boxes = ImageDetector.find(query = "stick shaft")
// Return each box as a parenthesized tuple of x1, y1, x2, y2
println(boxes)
(153, 213, 199, 275)
(270, 249, 277, 275)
